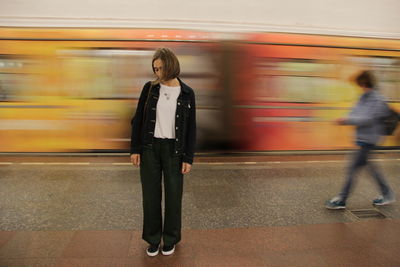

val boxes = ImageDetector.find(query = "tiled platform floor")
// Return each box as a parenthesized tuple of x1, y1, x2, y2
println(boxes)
(1, 154, 400, 266)
(1, 219, 399, 267)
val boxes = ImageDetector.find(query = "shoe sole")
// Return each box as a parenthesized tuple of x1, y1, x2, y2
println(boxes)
(325, 205, 346, 210)
(161, 247, 175, 256)
(146, 247, 159, 257)
(373, 200, 396, 206)
(146, 251, 159, 257)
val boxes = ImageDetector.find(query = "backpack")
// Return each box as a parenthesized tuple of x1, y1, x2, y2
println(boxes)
(382, 107, 399, 135)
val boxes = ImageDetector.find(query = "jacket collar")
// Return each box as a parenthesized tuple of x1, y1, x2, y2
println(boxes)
(177, 77, 190, 93)
(360, 89, 374, 101)
(153, 77, 190, 94)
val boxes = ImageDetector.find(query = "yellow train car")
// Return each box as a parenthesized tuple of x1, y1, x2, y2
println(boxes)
(0, 28, 222, 152)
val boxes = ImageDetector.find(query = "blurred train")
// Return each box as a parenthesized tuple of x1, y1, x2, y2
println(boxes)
(0, 27, 399, 153)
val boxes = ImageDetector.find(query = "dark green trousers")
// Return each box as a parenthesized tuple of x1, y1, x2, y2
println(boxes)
(140, 138, 183, 246)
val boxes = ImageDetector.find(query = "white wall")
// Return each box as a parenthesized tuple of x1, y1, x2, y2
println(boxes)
(1, 0, 399, 38)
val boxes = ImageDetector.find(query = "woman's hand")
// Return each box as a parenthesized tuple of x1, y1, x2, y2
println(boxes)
(130, 154, 140, 167)
(181, 162, 192, 174)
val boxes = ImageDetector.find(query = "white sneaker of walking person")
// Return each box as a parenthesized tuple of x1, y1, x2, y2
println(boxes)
(373, 193, 396, 206)
(325, 196, 346, 210)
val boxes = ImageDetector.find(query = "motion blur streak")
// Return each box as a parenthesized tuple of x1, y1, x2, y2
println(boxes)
(0, 28, 399, 152)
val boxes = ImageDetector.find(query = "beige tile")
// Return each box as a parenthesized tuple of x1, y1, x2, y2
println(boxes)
(196, 254, 265, 267)
(296, 222, 368, 249)
(373, 243, 400, 265)
(55, 258, 159, 267)
(61, 231, 132, 258)
(261, 250, 327, 267)
(0, 231, 74, 258)
(0, 231, 17, 248)
(0, 258, 56, 267)
(127, 230, 147, 257)
(317, 247, 398, 267)
(345, 219, 400, 246)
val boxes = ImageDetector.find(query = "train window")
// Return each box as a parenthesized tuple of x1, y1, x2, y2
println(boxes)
(254, 58, 340, 103)
(177, 53, 219, 108)
(59, 48, 154, 99)
(0, 56, 38, 101)
(59, 46, 220, 106)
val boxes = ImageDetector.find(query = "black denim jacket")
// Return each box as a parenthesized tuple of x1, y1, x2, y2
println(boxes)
(130, 78, 196, 164)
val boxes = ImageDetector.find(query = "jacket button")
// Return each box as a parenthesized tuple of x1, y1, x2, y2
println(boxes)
(176, 115, 179, 118)
(152, 108, 156, 110)
(176, 138, 179, 141)
(176, 127, 178, 129)
(178, 102, 181, 105)
(175, 151, 178, 153)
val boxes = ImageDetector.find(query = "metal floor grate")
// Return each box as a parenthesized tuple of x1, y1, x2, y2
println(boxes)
(348, 209, 387, 220)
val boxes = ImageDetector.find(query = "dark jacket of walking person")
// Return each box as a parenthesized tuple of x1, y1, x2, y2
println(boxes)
(326, 70, 395, 209)
(130, 48, 196, 256)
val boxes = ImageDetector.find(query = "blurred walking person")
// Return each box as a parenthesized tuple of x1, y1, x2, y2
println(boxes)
(326, 70, 395, 209)
(130, 48, 196, 256)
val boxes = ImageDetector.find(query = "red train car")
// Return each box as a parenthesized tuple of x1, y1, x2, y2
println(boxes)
(232, 33, 400, 151)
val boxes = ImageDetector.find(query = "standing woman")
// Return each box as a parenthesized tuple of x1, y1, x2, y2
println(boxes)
(130, 48, 196, 256)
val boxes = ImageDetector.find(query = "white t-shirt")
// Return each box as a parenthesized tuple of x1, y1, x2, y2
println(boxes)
(154, 83, 181, 139)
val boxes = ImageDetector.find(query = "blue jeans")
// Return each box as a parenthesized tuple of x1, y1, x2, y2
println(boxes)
(339, 143, 392, 202)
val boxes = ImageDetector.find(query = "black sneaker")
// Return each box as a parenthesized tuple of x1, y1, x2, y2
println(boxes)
(146, 244, 159, 257)
(161, 245, 175, 256)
